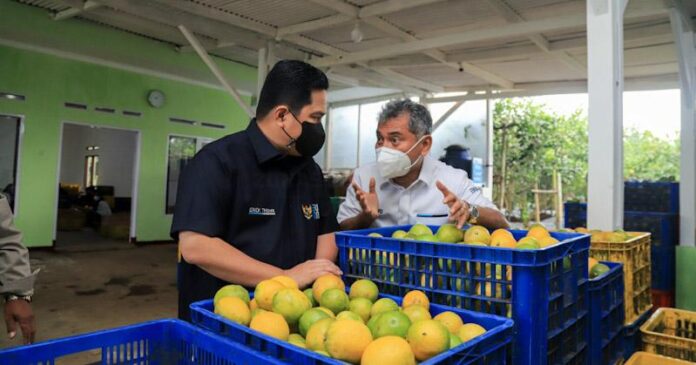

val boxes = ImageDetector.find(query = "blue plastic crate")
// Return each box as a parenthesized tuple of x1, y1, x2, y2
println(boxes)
(624, 181, 679, 213)
(623, 308, 653, 360)
(564, 203, 679, 247)
(335, 225, 590, 365)
(651, 245, 676, 291)
(589, 261, 625, 365)
(623, 212, 679, 247)
(191, 293, 514, 365)
(0, 319, 286, 365)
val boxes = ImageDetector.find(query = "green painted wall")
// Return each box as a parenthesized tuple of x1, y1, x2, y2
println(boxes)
(0, 2, 256, 247)
(676, 246, 696, 310)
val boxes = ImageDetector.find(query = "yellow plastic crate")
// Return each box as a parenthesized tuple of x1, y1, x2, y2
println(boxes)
(641, 308, 696, 362)
(590, 232, 652, 325)
(625, 351, 694, 365)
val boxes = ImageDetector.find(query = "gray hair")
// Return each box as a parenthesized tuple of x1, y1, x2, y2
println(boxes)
(377, 99, 432, 137)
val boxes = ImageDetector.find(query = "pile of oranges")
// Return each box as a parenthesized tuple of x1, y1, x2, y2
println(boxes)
(213, 274, 488, 364)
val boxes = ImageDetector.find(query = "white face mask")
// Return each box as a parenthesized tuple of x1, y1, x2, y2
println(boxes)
(376, 136, 426, 179)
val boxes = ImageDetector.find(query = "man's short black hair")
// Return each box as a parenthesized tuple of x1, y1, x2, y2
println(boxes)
(255, 60, 329, 119)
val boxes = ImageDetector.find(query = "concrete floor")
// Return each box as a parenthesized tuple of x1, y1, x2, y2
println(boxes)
(1, 241, 178, 350)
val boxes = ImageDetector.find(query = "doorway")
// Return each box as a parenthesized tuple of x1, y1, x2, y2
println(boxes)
(55, 123, 139, 250)
(0, 115, 21, 212)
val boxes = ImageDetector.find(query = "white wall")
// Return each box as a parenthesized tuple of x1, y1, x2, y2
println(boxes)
(0, 116, 18, 191)
(60, 124, 136, 197)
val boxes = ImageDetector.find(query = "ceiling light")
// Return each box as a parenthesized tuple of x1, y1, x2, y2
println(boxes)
(350, 22, 364, 43)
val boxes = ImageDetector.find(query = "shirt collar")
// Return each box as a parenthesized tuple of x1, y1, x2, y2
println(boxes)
(247, 118, 283, 164)
(379, 155, 438, 190)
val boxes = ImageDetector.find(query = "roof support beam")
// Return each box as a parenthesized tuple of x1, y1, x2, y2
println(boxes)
(53, 0, 101, 20)
(280, 0, 447, 37)
(362, 16, 514, 88)
(178, 40, 236, 53)
(484, 0, 586, 73)
(432, 100, 466, 132)
(313, 4, 670, 67)
(178, 25, 254, 118)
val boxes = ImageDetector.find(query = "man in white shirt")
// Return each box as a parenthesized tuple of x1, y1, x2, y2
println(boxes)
(338, 99, 508, 230)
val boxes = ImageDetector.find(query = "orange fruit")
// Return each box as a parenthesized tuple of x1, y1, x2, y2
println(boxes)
(433, 311, 463, 334)
(272, 288, 312, 326)
(316, 306, 336, 318)
(368, 310, 411, 339)
(538, 236, 559, 248)
(306, 318, 335, 352)
(371, 298, 399, 317)
(271, 275, 299, 289)
(214, 284, 250, 306)
(299, 308, 331, 337)
(249, 311, 289, 340)
(361, 336, 416, 365)
(406, 319, 450, 361)
(287, 333, 306, 348)
(527, 225, 550, 240)
(402, 305, 432, 324)
(255, 279, 286, 311)
(402, 290, 430, 310)
(588, 257, 599, 271)
(490, 229, 516, 248)
(320, 288, 350, 314)
(348, 297, 373, 322)
(312, 274, 345, 303)
(349, 279, 379, 302)
(463, 225, 491, 245)
(325, 319, 373, 363)
(336, 311, 363, 323)
(458, 323, 486, 342)
(214, 297, 251, 326)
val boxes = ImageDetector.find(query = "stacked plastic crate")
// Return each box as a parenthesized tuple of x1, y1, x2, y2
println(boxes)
(564, 181, 679, 306)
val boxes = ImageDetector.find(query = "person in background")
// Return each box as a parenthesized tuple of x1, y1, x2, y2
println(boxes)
(0, 193, 36, 344)
(338, 99, 508, 231)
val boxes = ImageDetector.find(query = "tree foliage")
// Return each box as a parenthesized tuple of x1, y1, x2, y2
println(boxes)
(492, 98, 679, 223)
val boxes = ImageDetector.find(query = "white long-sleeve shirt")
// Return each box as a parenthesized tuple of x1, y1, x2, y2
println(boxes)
(337, 155, 498, 228)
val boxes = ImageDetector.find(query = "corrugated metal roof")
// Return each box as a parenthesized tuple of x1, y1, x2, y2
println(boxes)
(7, 0, 679, 93)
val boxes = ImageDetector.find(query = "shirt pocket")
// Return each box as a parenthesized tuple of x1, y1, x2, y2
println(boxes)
(413, 209, 450, 226)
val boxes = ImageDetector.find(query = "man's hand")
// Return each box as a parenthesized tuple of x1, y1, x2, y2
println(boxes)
(4, 299, 35, 344)
(283, 259, 342, 289)
(352, 178, 379, 220)
(436, 180, 470, 229)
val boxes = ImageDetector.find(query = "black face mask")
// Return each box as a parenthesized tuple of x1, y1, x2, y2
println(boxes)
(282, 111, 326, 157)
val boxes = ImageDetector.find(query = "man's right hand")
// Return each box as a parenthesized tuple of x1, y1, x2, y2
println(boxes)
(352, 178, 379, 220)
(4, 299, 35, 344)
(283, 259, 342, 289)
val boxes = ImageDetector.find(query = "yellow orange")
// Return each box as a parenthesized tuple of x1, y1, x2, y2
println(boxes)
(254, 279, 286, 311)
(402, 290, 430, 310)
(249, 311, 289, 341)
(361, 336, 416, 365)
(406, 319, 450, 361)
(325, 319, 373, 363)
(312, 274, 345, 303)
(433, 311, 464, 334)
(271, 275, 299, 289)
(214, 297, 251, 326)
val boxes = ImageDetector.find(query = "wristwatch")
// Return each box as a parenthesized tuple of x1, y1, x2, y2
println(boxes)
(4, 294, 32, 303)
(468, 204, 479, 224)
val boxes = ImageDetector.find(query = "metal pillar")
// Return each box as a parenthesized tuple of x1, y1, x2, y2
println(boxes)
(586, 0, 628, 230)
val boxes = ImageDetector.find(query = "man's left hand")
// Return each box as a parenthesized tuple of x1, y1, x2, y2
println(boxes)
(436, 180, 470, 229)
(4, 298, 35, 344)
